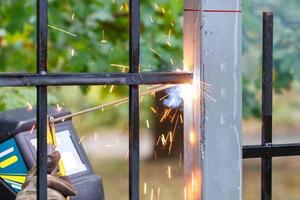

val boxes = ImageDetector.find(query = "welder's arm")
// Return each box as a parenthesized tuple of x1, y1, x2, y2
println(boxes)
(16, 151, 77, 200)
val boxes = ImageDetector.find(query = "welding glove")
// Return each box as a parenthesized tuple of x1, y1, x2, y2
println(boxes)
(16, 151, 77, 200)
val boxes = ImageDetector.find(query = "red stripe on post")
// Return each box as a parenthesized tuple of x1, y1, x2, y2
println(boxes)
(184, 8, 242, 13)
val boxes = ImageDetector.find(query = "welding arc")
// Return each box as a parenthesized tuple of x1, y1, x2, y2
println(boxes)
(51, 85, 173, 123)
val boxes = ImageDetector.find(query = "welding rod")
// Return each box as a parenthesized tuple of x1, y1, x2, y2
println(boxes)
(51, 84, 173, 123)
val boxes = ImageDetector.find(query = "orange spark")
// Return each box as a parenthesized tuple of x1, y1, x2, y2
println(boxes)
(26, 102, 33, 111)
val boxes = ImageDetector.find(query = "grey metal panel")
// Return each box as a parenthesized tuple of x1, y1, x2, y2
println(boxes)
(202, 0, 241, 10)
(201, 5, 242, 200)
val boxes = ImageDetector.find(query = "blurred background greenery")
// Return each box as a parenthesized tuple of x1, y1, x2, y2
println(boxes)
(1, 0, 300, 199)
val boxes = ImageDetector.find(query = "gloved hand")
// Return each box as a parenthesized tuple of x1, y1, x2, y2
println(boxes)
(16, 151, 77, 200)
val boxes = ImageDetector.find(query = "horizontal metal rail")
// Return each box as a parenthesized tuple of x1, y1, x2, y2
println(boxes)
(243, 143, 300, 158)
(0, 72, 193, 86)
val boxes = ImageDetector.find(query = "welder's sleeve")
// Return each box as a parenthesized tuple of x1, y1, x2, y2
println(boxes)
(15, 151, 77, 200)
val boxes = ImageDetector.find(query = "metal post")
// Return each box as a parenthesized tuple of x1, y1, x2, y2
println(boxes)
(200, 1, 242, 199)
(36, 0, 48, 199)
(261, 12, 273, 200)
(183, 0, 202, 199)
(129, 0, 140, 199)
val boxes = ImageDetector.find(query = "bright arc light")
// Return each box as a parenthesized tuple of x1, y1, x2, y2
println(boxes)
(179, 84, 197, 100)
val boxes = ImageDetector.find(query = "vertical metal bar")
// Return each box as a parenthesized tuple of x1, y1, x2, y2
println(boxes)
(129, 0, 140, 199)
(261, 12, 273, 200)
(37, 0, 48, 199)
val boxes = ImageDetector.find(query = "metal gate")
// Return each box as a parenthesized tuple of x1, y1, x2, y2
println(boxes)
(0, 0, 193, 199)
(243, 12, 300, 200)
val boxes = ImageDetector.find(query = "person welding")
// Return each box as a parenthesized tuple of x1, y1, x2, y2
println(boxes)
(16, 117, 77, 200)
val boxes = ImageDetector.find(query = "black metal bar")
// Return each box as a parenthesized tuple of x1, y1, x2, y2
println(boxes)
(243, 143, 300, 158)
(129, 0, 140, 199)
(36, 0, 48, 199)
(0, 72, 193, 87)
(261, 12, 273, 200)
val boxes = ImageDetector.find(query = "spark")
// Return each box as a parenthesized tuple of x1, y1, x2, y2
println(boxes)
(150, 106, 157, 114)
(166, 41, 172, 47)
(168, 30, 172, 40)
(168, 165, 171, 179)
(154, 3, 159, 10)
(161, 7, 165, 14)
(30, 125, 35, 134)
(26, 102, 33, 111)
(56, 104, 62, 112)
(101, 30, 107, 43)
(94, 133, 98, 142)
(71, 13, 75, 21)
(170, 58, 174, 66)
(110, 64, 129, 69)
(144, 182, 147, 194)
(159, 94, 169, 101)
(79, 136, 85, 144)
(156, 136, 161, 146)
(184, 187, 187, 200)
(139, 95, 144, 103)
(71, 49, 75, 56)
(148, 15, 154, 23)
(180, 114, 183, 124)
(157, 187, 160, 200)
(124, 151, 129, 160)
(109, 85, 114, 93)
(179, 153, 182, 167)
(146, 120, 150, 129)
(150, 48, 161, 57)
(170, 22, 174, 27)
(150, 189, 154, 200)
(189, 131, 195, 145)
(48, 25, 77, 37)
(104, 144, 116, 148)
(161, 134, 167, 146)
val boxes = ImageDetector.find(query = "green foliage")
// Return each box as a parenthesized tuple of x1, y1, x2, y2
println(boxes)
(242, 0, 300, 118)
(0, 0, 182, 127)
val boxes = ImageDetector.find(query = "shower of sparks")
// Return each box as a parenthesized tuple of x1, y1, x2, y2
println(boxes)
(48, 25, 77, 37)
(150, 48, 161, 57)
(26, 102, 33, 111)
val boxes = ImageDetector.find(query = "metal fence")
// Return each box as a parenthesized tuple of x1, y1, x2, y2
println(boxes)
(243, 12, 300, 200)
(0, 0, 192, 199)
(3, 1, 300, 199)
